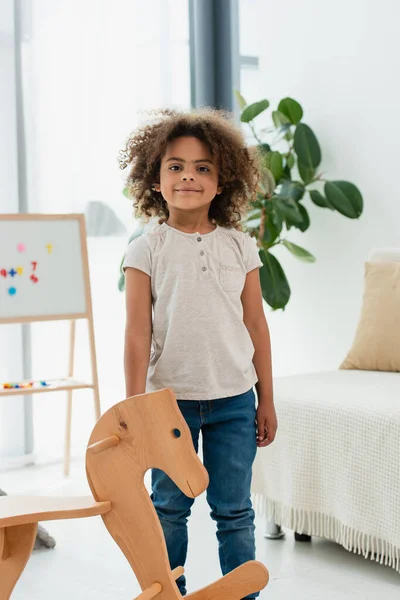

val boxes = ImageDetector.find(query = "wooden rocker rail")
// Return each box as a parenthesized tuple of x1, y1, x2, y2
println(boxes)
(134, 562, 269, 600)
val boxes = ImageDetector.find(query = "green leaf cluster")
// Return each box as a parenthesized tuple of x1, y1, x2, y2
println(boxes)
(236, 94, 363, 309)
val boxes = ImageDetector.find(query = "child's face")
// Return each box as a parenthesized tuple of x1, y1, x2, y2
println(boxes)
(155, 136, 222, 213)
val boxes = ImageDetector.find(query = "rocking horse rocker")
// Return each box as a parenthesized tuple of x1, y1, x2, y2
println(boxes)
(0, 388, 269, 600)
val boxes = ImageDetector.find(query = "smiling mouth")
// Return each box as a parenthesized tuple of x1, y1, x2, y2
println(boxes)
(175, 189, 201, 193)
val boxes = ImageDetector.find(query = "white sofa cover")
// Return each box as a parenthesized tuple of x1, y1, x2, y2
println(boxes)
(252, 369, 400, 572)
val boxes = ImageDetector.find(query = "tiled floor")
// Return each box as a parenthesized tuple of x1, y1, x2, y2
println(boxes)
(2, 459, 400, 600)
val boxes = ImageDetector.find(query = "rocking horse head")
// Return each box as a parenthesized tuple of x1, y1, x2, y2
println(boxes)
(84, 388, 210, 595)
(86, 388, 209, 498)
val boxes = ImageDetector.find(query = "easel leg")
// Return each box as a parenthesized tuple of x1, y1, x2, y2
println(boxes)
(87, 313, 101, 422)
(0, 523, 37, 600)
(64, 320, 76, 477)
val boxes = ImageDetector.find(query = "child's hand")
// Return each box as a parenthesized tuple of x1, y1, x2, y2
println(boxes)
(256, 401, 278, 448)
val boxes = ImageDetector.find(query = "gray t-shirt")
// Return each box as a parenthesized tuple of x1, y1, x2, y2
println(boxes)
(123, 222, 263, 400)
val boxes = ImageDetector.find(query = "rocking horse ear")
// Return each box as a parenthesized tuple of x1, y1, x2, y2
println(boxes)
(87, 435, 120, 455)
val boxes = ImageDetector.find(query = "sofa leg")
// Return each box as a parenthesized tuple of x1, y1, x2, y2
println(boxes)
(264, 519, 285, 540)
(294, 532, 312, 542)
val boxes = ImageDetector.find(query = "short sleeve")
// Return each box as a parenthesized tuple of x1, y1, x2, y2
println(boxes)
(122, 234, 152, 276)
(244, 233, 263, 273)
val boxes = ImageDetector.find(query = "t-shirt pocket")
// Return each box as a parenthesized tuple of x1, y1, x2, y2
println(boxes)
(219, 264, 245, 292)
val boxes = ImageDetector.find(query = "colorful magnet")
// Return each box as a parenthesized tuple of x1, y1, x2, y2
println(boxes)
(16, 266, 23, 276)
(17, 243, 26, 252)
(8, 268, 17, 277)
(31, 261, 37, 271)
(30, 274, 38, 283)
(2, 381, 33, 389)
(45, 244, 53, 254)
(8, 287, 17, 295)
(40, 380, 50, 387)
(0, 269, 6, 278)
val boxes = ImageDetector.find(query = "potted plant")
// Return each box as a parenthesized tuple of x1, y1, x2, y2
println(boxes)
(237, 92, 363, 309)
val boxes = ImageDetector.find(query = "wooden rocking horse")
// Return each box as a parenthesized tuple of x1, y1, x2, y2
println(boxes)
(0, 388, 269, 599)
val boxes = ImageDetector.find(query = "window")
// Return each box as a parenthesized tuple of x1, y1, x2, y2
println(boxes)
(18, 1, 191, 461)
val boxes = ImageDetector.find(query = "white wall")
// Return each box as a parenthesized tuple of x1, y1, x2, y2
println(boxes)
(243, 0, 400, 376)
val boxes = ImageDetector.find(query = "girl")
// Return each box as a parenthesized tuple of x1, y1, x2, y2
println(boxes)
(120, 109, 277, 599)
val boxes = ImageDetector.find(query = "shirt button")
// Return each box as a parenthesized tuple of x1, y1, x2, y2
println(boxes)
(197, 237, 202, 242)
(200, 250, 205, 256)
(201, 266, 207, 271)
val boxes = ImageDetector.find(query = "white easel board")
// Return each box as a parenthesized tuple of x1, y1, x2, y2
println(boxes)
(0, 214, 100, 476)
(0, 214, 88, 323)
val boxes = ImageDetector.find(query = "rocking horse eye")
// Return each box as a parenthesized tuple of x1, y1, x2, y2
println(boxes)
(172, 428, 181, 438)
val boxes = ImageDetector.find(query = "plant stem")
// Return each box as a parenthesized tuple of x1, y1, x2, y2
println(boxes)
(310, 172, 327, 184)
(263, 238, 281, 251)
(249, 121, 263, 145)
(259, 208, 266, 244)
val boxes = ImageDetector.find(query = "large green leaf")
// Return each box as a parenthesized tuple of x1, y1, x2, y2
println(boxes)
(263, 222, 279, 246)
(274, 197, 304, 226)
(268, 206, 283, 235)
(324, 181, 363, 218)
(271, 110, 292, 141)
(269, 152, 284, 182)
(286, 154, 295, 170)
(259, 249, 291, 310)
(279, 180, 305, 202)
(241, 99, 270, 123)
(278, 98, 304, 125)
(235, 90, 247, 110)
(282, 239, 316, 262)
(272, 110, 290, 129)
(309, 189, 333, 209)
(298, 161, 315, 185)
(294, 124, 321, 169)
(296, 204, 310, 232)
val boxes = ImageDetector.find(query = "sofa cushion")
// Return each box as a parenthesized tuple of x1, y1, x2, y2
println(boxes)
(340, 261, 400, 372)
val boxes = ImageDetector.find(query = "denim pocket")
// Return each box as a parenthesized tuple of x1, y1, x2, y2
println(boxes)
(219, 264, 244, 292)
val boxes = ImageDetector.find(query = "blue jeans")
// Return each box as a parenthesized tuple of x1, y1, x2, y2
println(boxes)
(151, 388, 259, 599)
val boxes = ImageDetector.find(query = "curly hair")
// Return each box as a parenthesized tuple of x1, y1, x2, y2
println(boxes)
(118, 108, 260, 229)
